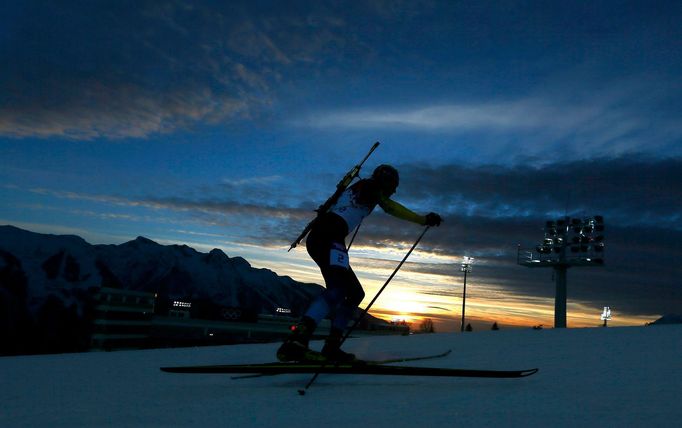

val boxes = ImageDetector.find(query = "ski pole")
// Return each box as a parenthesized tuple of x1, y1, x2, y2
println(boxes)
(298, 226, 430, 395)
(342, 226, 430, 343)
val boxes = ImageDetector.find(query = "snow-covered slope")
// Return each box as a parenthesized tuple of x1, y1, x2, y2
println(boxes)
(1, 325, 680, 427)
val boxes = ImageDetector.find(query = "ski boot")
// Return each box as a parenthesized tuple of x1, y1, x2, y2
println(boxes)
(321, 328, 360, 364)
(277, 317, 327, 362)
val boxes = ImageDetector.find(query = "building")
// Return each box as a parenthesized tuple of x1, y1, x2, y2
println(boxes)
(90, 287, 156, 351)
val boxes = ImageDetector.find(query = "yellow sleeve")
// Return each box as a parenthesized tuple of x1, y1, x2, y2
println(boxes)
(378, 195, 426, 225)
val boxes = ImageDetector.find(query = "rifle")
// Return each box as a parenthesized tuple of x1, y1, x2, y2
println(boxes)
(288, 142, 380, 251)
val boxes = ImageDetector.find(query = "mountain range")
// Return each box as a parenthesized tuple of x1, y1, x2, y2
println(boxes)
(0, 225, 324, 354)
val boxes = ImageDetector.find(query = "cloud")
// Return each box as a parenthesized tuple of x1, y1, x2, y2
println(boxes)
(301, 102, 549, 131)
(221, 175, 283, 187)
(0, 83, 249, 140)
(0, 1, 358, 140)
(346, 156, 682, 316)
(396, 156, 682, 226)
(0, 1, 253, 139)
(297, 81, 682, 159)
(11, 155, 681, 318)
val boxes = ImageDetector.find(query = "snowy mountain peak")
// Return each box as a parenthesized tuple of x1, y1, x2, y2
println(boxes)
(206, 248, 229, 264)
(0, 225, 323, 354)
(230, 256, 251, 269)
(123, 235, 160, 249)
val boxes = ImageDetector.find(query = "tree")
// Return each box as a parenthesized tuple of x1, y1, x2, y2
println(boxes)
(419, 318, 435, 333)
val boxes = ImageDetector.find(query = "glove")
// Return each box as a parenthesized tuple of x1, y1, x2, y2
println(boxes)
(424, 212, 442, 227)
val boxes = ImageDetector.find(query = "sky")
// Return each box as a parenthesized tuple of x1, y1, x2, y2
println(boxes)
(1, 0, 680, 331)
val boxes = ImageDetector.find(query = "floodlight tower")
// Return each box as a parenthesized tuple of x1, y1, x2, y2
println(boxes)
(460, 256, 473, 332)
(518, 216, 605, 328)
(601, 306, 612, 327)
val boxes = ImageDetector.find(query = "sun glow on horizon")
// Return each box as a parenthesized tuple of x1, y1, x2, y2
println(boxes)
(157, 230, 662, 332)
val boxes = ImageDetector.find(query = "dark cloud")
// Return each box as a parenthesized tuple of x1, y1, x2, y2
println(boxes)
(3, 0, 679, 150)
(397, 156, 682, 226)
(0, 1, 370, 139)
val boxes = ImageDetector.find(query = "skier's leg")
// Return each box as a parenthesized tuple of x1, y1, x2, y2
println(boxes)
(302, 238, 350, 325)
(322, 267, 364, 362)
(292, 240, 359, 362)
(277, 232, 340, 362)
(330, 266, 364, 331)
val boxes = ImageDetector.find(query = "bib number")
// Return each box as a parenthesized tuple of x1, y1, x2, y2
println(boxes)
(329, 244, 349, 269)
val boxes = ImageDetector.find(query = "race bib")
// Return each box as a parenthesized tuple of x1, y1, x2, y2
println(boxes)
(329, 243, 349, 269)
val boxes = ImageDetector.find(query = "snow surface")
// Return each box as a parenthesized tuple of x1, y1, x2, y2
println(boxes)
(1, 325, 680, 427)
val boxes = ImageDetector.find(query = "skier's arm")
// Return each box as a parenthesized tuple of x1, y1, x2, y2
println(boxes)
(379, 196, 428, 225)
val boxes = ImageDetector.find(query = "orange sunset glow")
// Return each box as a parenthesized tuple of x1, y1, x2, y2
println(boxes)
(233, 242, 660, 333)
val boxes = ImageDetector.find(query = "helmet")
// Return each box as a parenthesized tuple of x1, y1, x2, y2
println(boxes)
(372, 164, 399, 195)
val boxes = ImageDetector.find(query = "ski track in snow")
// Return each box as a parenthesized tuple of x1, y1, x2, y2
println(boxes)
(1, 325, 681, 427)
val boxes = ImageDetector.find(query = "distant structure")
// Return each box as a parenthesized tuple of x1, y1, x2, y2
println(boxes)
(518, 215, 605, 328)
(601, 306, 612, 327)
(460, 256, 473, 332)
(91, 287, 156, 350)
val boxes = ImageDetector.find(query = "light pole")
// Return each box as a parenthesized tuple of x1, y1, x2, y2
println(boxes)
(517, 215, 605, 328)
(601, 306, 612, 327)
(460, 256, 473, 332)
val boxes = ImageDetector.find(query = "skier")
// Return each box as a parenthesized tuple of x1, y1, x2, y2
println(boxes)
(277, 164, 442, 363)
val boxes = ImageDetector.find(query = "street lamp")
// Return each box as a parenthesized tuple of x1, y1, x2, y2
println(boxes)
(460, 256, 473, 332)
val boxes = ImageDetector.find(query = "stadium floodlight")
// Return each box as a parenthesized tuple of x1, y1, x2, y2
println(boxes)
(517, 215, 606, 328)
(460, 256, 473, 333)
(601, 306, 612, 327)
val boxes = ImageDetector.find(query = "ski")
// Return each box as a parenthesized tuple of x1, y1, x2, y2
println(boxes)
(226, 349, 453, 379)
(161, 349, 452, 377)
(160, 362, 538, 378)
(288, 142, 380, 251)
(366, 348, 452, 365)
